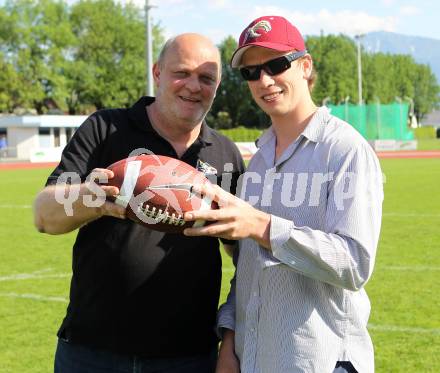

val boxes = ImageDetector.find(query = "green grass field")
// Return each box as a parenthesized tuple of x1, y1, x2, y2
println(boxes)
(1, 158, 439, 372)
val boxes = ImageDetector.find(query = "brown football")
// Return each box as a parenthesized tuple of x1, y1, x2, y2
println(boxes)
(104, 154, 217, 233)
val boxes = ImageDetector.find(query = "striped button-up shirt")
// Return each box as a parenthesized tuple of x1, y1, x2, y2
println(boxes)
(218, 107, 383, 373)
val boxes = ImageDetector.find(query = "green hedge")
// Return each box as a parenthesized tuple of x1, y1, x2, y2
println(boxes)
(413, 126, 437, 139)
(219, 127, 263, 142)
(219, 125, 439, 142)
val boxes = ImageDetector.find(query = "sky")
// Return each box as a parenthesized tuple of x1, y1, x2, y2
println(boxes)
(128, 0, 440, 43)
(1, 0, 439, 43)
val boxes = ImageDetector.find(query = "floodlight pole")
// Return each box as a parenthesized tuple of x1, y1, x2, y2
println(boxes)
(145, 0, 154, 96)
(344, 96, 350, 121)
(395, 96, 403, 140)
(355, 35, 363, 105)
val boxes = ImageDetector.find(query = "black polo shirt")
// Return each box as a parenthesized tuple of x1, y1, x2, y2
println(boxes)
(46, 96, 245, 357)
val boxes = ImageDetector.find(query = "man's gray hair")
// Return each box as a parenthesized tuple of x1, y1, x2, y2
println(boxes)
(157, 36, 177, 68)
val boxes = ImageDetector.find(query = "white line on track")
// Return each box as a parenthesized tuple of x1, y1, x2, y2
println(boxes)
(0, 292, 68, 303)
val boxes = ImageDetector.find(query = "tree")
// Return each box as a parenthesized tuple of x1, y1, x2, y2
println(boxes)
(0, 0, 75, 113)
(67, 0, 164, 113)
(0, 0, 165, 114)
(210, 36, 269, 129)
(306, 34, 358, 104)
(362, 53, 394, 102)
(307, 34, 439, 119)
(412, 64, 440, 121)
(0, 53, 21, 112)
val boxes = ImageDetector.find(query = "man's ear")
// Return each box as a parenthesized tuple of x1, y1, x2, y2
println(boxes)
(152, 62, 160, 86)
(301, 55, 313, 79)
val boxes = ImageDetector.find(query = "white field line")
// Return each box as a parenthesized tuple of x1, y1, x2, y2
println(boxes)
(0, 268, 70, 282)
(368, 323, 440, 335)
(8, 266, 436, 280)
(1, 204, 439, 217)
(0, 273, 71, 281)
(381, 266, 440, 271)
(0, 204, 32, 208)
(383, 212, 440, 218)
(221, 267, 440, 273)
(1, 291, 439, 335)
(0, 292, 67, 303)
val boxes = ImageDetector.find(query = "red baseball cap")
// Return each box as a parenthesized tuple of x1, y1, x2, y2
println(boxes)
(231, 15, 306, 68)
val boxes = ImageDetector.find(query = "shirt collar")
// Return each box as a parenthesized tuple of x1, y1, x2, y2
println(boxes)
(300, 106, 330, 143)
(128, 96, 213, 145)
(255, 126, 275, 148)
(255, 106, 330, 148)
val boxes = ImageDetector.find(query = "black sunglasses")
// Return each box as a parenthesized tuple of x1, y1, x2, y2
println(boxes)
(239, 50, 307, 81)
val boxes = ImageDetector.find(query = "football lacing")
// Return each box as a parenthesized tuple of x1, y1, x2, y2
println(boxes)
(138, 204, 185, 226)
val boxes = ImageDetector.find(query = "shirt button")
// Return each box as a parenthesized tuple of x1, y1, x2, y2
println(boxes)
(250, 328, 255, 332)
(253, 292, 258, 297)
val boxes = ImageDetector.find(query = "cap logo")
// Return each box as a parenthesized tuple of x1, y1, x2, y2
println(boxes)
(245, 20, 271, 42)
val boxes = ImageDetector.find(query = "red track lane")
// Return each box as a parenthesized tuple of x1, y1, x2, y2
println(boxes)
(0, 162, 58, 170)
(240, 150, 440, 161)
(1, 150, 440, 170)
(376, 151, 440, 158)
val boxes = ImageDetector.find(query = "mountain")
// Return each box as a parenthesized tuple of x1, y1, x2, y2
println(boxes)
(360, 31, 440, 83)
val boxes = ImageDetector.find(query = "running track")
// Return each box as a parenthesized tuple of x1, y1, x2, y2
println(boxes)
(0, 151, 440, 170)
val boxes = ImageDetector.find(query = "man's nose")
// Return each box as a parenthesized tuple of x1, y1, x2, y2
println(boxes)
(186, 75, 201, 92)
(259, 69, 275, 86)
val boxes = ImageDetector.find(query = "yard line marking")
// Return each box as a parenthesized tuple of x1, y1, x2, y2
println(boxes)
(1, 293, 439, 336)
(381, 266, 440, 271)
(0, 204, 32, 208)
(368, 323, 440, 335)
(2, 291, 439, 336)
(0, 273, 70, 281)
(0, 292, 68, 303)
(0, 268, 53, 279)
(0, 268, 70, 282)
(223, 266, 440, 273)
(383, 212, 440, 218)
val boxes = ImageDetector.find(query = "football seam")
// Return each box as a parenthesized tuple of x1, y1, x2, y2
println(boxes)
(137, 204, 186, 226)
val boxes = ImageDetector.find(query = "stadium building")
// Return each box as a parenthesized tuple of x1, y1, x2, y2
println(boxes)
(0, 115, 87, 162)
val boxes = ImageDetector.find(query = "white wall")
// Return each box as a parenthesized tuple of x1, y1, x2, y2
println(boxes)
(8, 127, 39, 159)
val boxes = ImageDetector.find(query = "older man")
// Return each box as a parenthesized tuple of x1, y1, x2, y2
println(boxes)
(34, 33, 244, 373)
(184, 16, 383, 373)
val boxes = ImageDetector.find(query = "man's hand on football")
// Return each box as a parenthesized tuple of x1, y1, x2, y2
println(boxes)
(183, 183, 271, 249)
(84, 168, 126, 220)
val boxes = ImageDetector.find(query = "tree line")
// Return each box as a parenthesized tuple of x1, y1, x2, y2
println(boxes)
(211, 35, 439, 128)
(0, 0, 164, 114)
(1, 0, 438, 127)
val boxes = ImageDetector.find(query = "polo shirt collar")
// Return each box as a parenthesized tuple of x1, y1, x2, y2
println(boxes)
(128, 96, 213, 145)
